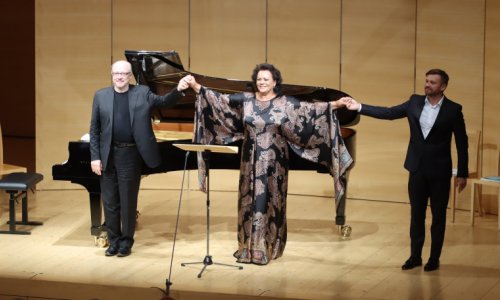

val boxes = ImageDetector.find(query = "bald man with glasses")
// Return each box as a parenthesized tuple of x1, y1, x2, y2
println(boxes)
(90, 60, 191, 257)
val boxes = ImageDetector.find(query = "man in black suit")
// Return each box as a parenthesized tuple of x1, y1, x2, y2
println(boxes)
(90, 60, 191, 257)
(346, 69, 468, 271)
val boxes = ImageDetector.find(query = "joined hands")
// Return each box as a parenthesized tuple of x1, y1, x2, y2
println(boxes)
(177, 75, 201, 93)
(335, 97, 360, 111)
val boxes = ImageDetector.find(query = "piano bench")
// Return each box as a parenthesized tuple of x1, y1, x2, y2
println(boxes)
(0, 172, 44, 235)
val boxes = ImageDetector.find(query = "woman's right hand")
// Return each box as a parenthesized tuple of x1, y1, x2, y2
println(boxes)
(177, 75, 191, 91)
(184, 75, 202, 94)
(342, 97, 360, 111)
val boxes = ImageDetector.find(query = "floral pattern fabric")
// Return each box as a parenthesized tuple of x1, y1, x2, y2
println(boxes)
(194, 88, 352, 265)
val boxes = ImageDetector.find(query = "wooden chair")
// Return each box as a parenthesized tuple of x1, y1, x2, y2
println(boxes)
(0, 123, 27, 176)
(450, 129, 482, 222)
(468, 149, 500, 230)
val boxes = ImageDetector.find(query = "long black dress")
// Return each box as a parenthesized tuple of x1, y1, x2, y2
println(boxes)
(194, 88, 352, 265)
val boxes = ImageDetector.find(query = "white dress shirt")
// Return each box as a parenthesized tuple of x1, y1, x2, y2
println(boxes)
(357, 96, 443, 139)
(420, 96, 443, 139)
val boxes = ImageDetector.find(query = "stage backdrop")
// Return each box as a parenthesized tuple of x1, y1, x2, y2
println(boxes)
(34, 0, 499, 213)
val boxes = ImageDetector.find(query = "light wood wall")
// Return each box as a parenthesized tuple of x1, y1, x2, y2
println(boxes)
(341, 0, 417, 202)
(36, 0, 111, 190)
(267, 0, 342, 87)
(190, 0, 267, 79)
(483, 0, 500, 213)
(112, 0, 190, 70)
(36, 0, 499, 213)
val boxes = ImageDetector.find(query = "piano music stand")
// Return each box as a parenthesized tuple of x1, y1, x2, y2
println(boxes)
(173, 143, 243, 278)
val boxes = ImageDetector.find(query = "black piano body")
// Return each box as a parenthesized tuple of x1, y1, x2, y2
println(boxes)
(52, 50, 358, 237)
(52, 139, 198, 236)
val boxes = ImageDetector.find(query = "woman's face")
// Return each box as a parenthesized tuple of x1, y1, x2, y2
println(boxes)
(256, 70, 276, 95)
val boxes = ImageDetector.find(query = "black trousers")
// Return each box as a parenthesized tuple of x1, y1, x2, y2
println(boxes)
(408, 170, 451, 261)
(101, 145, 142, 249)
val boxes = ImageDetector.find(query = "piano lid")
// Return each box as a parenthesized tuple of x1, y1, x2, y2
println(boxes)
(124, 50, 359, 126)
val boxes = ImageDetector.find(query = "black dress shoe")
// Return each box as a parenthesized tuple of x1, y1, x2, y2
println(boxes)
(424, 259, 440, 272)
(105, 246, 118, 257)
(401, 257, 422, 270)
(117, 247, 131, 257)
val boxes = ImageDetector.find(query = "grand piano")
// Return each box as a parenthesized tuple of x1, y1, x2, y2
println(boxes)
(52, 50, 358, 241)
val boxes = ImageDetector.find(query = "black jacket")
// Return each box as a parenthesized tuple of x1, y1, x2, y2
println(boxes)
(361, 94, 468, 178)
(90, 84, 183, 170)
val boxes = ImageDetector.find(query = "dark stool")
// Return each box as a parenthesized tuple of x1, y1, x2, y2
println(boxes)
(0, 172, 44, 234)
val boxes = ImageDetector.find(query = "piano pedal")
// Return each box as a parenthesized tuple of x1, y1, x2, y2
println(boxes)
(338, 225, 352, 238)
(95, 232, 109, 248)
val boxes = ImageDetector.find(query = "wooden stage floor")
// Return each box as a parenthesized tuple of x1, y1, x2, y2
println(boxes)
(0, 188, 499, 300)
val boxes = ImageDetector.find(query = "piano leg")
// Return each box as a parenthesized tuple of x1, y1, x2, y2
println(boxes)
(335, 174, 352, 238)
(88, 191, 108, 247)
(88, 191, 105, 233)
(335, 175, 347, 226)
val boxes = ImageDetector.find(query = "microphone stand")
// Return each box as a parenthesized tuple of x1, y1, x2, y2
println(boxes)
(172, 143, 243, 278)
(180, 149, 243, 278)
(159, 151, 191, 300)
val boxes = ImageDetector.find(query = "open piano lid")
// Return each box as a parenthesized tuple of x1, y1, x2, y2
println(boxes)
(124, 50, 359, 127)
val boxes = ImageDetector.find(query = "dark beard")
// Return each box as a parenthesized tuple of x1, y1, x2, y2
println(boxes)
(425, 89, 442, 98)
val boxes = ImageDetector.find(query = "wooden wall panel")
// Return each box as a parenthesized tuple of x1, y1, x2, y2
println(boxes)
(267, 0, 342, 197)
(189, 0, 267, 80)
(112, 0, 191, 134)
(341, 0, 416, 202)
(112, 0, 189, 73)
(482, 0, 500, 212)
(0, 1, 35, 172)
(267, 0, 341, 87)
(416, 0, 485, 207)
(32, 0, 497, 214)
(0, 1, 35, 138)
(416, 0, 484, 132)
(36, 0, 111, 189)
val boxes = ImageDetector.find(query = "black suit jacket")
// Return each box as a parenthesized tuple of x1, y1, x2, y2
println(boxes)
(89, 84, 183, 170)
(361, 94, 468, 179)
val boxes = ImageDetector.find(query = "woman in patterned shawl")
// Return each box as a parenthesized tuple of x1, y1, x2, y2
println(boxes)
(183, 64, 353, 265)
